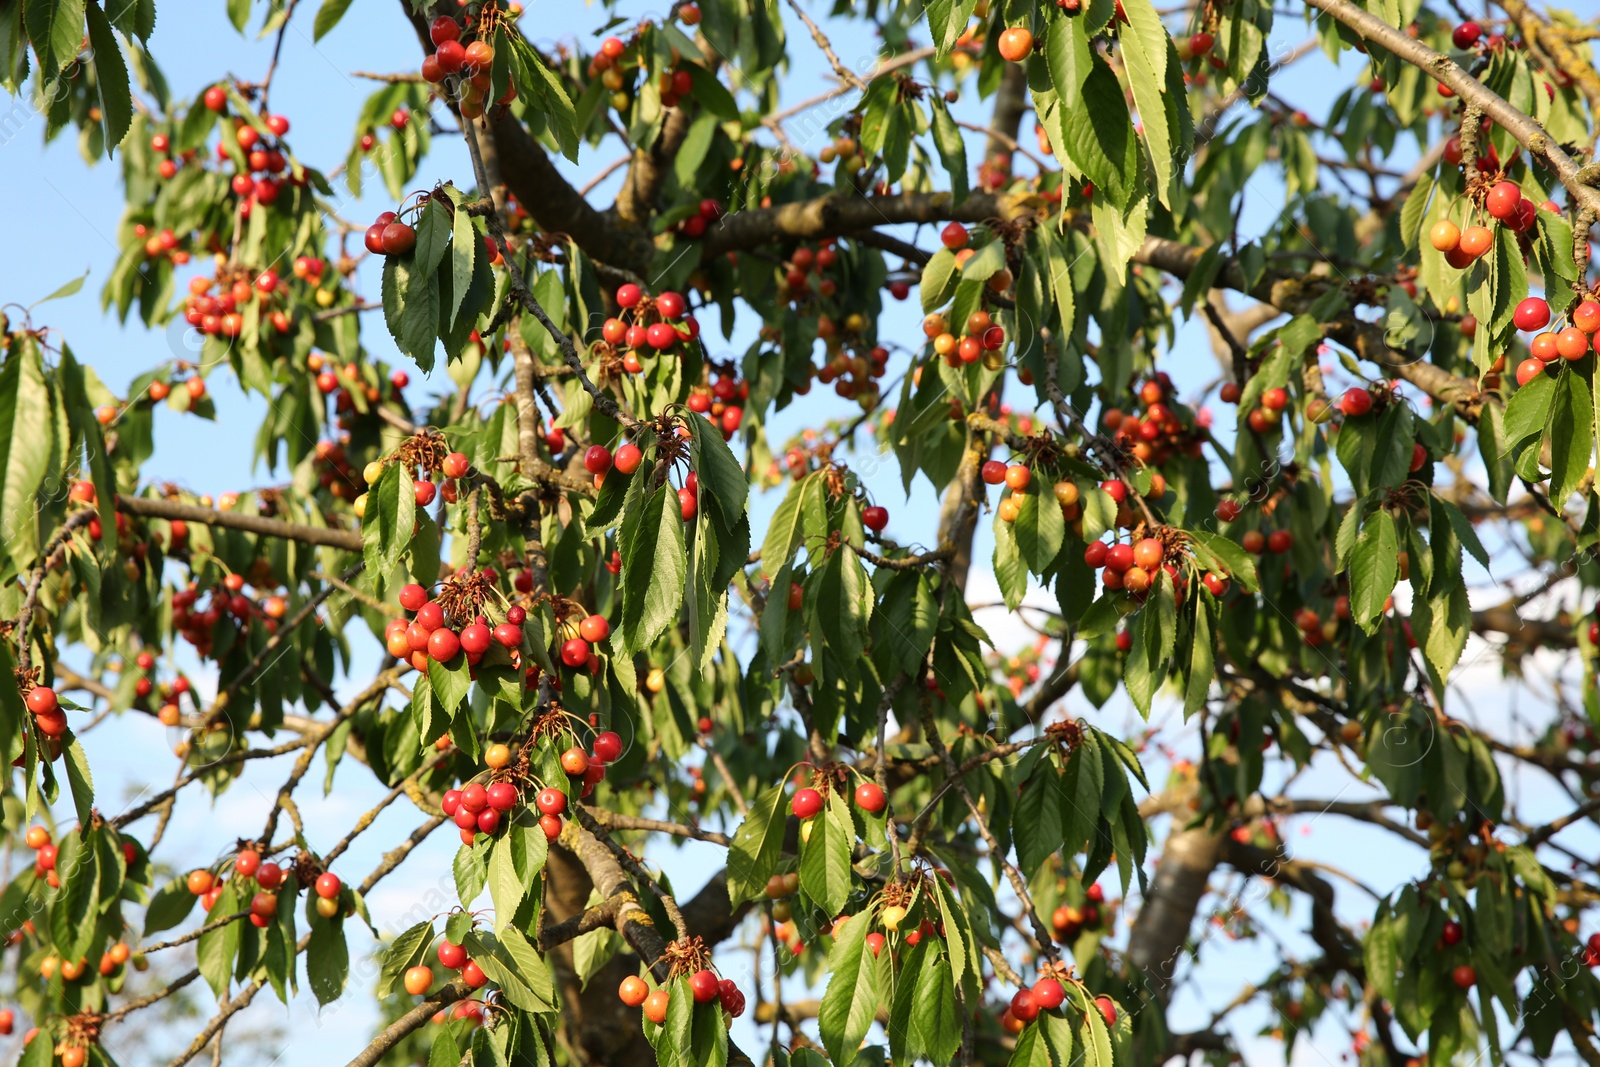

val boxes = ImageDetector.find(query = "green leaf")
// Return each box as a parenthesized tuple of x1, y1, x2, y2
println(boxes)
(620, 483, 688, 654)
(1045, 16, 1093, 109)
(414, 197, 453, 278)
(376, 921, 434, 998)
(1119, 0, 1179, 206)
(0, 337, 53, 567)
(921, 249, 960, 314)
(812, 544, 873, 681)
(307, 917, 349, 1006)
(929, 96, 968, 204)
(23, 0, 83, 80)
(62, 734, 93, 827)
(312, 0, 355, 39)
(688, 413, 748, 526)
(197, 881, 241, 998)
(1058, 54, 1139, 209)
(29, 272, 88, 308)
(83, 1, 132, 153)
(1014, 761, 1064, 879)
(1349, 511, 1398, 633)
(819, 912, 881, 1067)
(448, 204, 476, 330)
(454, 843, 488, 906)
(726, 783, 787, 904)
(1549, 367, 1593, 505)
(761, 473, 816, 574)
(143, 876, 199, 936)
(909, 945, 960, 1063)
(361, 463, 416, 588)
(1013, 487, 1065, 573)
(799, 788, 853, 916)
(226, 0, 249, 31)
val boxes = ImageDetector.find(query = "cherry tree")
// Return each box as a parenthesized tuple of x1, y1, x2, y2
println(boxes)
(1, 0, 1599, 1065)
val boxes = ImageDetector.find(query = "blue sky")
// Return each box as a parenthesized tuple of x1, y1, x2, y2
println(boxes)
(1, 1, 1593, 1064)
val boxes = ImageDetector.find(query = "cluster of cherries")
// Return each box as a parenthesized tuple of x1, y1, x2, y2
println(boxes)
(618, 966, 744, 1024)
(1001, 976, 1117, 1034)
(1514, 294, 1600, 386)
(815, 340, 889, 403)
(981, 461, 1086, 526)
(313, 439, 366, 502)
(1430, 178, 1555, 271)
(671, 197, 724, 241)
(363, 210, 418, 257)
(422, 16, 517, 117)
(686, 369, 748, 437)
(922, 307, 1007, 369)
(1085, 533, 1225, 602)
(1050, 882, 1108, 942)
(790, 778, 886, 819)
(362, 450, 474, 515)
(597, 284, 700, 369)
(170, 572, 285, 659)
(185, 846, 341, 925)
(178, 263, 294, 339)
(777, 239, 847, 303)
(404, 936, 490, 997)
(383, 581, 526, 673)
(23, 685, 66, 741)
(1104, 379, 1197, 473)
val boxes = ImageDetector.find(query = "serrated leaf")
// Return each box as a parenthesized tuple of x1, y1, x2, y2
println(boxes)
(799, 789, 852, 916)
(726, 783, 787, 904)
(312, 0, 354, 39)
(1349, 510, 1398, 633)
(819, 912, 880, 1067)
(929, 96, 968, 204)
(1014, 761, 1064, 879)
(84, 1, 132, 153)
(620, 483, 688, 654)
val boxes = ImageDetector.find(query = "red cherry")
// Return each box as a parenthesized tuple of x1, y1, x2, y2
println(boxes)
(255, 861, 284, 889)
(678, 487, 698, 520)
(981, 460, 1007, 484)
(381, 223, 417, 256)
(536, 787, 567, 815)
(460, 783, 488, 813)
(476, 809, 501, 834)
(940, 222, 969, 249)
(1451, 20, 1481, 47)
(438, 940, 467, 969)
(585, 445, 613, 474)
(1010, 989, 1040, 1022)
(791, 788, 824, 818)
(1095, 995, 1118, 1027)
(442, 452, 471, 479)
(25, 688, 58, 716)
(656, 292, 687, 319)
(561, 637, 591, 667)
(615, 283, 642, 307)
(854, 782, 886, 812)
(462, 960, 487, 988)
(492, 623, 522, 648)
(235, 849, 262, 877)
(539, 814, 563, 839)
(646, 323, 678, 349)
(315, 873, 342, 899)
(593, 731, 623, 762)
(428, 627, 462, 662)
(1442, 920, 1463, 945)
(1485, 180, 1522, 220)
(1338, 387, 1372, 417)
(613, 443, 642, 474)
(1513, 297, 1551, 332)
(1452, 964, 1476, 989)
(862, 506, 888, 531)
(1032, 977, 1065, 1010)
(486, 782, 518, 811)
(689, 969, 719, 1003)
(430, 16, 461, 44)
(460, 623, 491, 655)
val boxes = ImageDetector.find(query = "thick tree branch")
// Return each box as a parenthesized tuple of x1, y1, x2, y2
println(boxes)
(117, 494, 362, 551)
